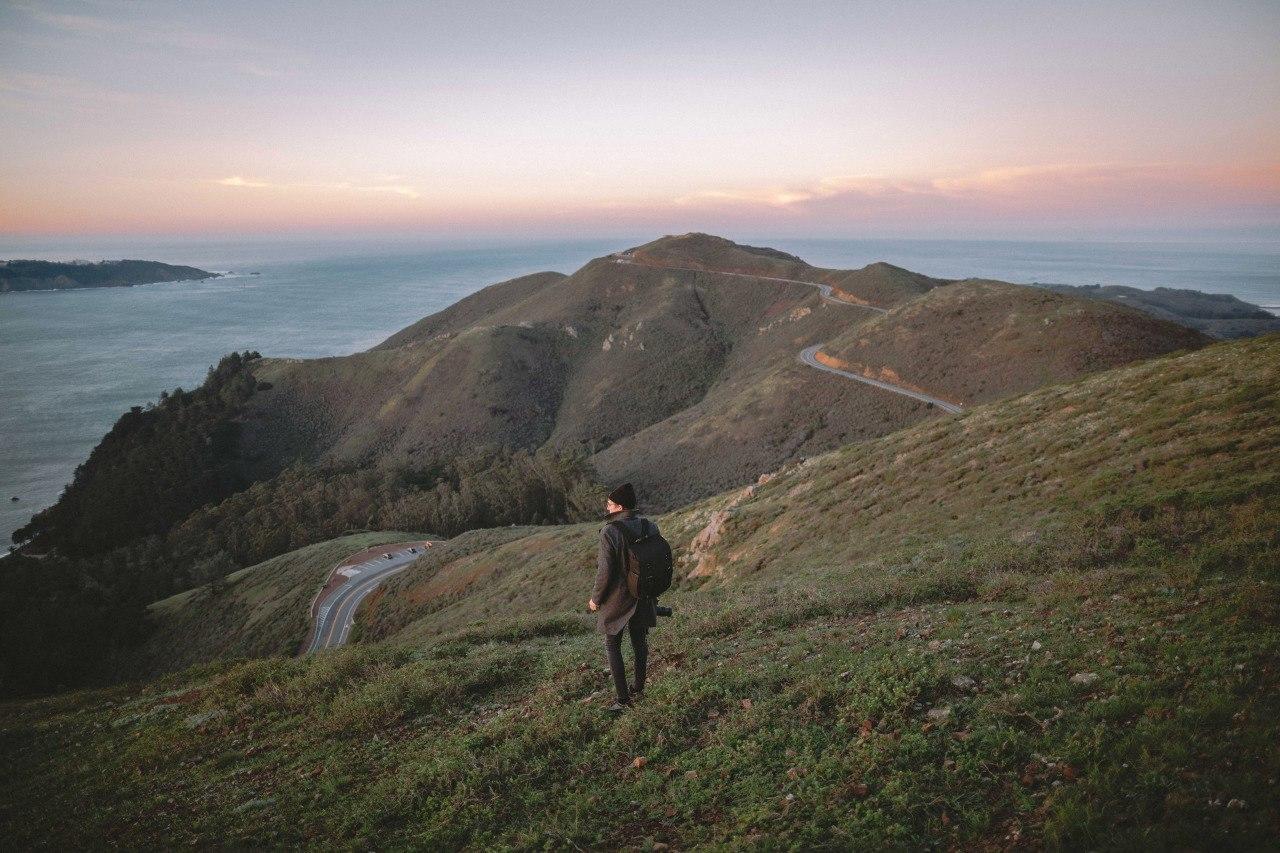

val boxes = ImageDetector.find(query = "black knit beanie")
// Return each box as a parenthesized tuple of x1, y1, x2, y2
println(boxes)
(607, 482, 637, 510)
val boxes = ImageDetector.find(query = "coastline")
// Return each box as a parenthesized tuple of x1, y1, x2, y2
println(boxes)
(0, 273, 224, 295)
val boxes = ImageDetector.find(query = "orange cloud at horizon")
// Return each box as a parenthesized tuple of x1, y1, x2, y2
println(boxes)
(3, 161, 1276, 237)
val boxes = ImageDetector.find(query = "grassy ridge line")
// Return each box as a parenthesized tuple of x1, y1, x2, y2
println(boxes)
(1, 335, 1275, 848)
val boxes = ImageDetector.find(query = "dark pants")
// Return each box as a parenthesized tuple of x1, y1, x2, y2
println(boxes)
(604, 619, 649, 703)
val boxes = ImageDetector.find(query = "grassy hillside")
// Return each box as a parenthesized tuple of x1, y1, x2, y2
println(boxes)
(14, 234, 1210, 572)
(822, 278, 1210, 405)
(0, 233, 1225, 697)
(1040, 282, 1280, 339)
(5, 335, 1273, 848)
(242, 239, 944, 509)
(240, 234, 1207, 509)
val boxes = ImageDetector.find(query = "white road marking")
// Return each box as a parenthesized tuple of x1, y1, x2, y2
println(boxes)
(304, 545, 433, 654)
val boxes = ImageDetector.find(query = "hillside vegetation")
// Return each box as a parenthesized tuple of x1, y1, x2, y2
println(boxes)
(15, 351, 264, 556)
(6, 334, 1273, 848)
(245, 233, 1210, 509)
(1, 446, 598, 696)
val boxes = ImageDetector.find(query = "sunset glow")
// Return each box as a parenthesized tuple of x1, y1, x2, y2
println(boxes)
(2, 0, 1278, 238)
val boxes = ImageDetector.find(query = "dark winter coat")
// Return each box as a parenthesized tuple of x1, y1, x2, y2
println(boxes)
(592, 510, 659, 635)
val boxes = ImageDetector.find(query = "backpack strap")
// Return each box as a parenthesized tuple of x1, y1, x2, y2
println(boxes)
(609, 517, 648, 544)
(608, 519, 631, 550)
(607, 518, 648, 598)
(602, 520, 630, 599)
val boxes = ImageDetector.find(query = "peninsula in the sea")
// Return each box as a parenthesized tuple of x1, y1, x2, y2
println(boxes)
(0, 259, 219, 293)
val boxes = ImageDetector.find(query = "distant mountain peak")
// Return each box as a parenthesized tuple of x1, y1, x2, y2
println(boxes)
(626, 233, 808, 272)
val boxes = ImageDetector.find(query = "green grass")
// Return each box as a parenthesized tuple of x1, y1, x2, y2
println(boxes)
(1, 335, 1277, 848)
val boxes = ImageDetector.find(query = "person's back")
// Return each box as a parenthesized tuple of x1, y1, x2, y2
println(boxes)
(589, 483, 658, 713)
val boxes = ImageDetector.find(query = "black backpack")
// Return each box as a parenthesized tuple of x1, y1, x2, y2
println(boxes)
(611, 518, 674, 599)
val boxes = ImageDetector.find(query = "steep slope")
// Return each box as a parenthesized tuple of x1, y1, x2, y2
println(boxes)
(240, 242, 944, 507)
(128, 332, 1278, 672)
(4, 334, 1275, 849)
(245, 323, 573, 470)
(238, 235, 1208, 508)
(19, 235, 1213, 546)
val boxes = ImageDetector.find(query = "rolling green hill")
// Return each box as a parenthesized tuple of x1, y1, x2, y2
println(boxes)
(10, 334, 1271, 847)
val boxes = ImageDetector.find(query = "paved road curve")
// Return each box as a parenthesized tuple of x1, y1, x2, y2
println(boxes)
(614, 255, 963, 413)
(305, 546, 426, 653)
(799, 344, 963, 413)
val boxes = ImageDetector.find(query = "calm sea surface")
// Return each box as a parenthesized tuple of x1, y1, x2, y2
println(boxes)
(2, 235, 1277, 540)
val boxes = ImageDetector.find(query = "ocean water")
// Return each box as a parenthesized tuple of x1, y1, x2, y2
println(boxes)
(1, 235, 1277, 542)
(0, 238, 628, 542)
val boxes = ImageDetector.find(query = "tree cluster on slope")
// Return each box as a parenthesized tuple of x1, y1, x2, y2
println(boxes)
(1, 350, 602, 697)
(14, 351, 264, 554)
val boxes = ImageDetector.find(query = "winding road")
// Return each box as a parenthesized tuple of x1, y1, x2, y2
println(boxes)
(799, 344, 963, 413)
(305, 545, 428, 653)
(614, 255, 963, 413)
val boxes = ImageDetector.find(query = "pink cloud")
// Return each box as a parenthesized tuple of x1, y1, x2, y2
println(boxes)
(662, 163, 1280, 228)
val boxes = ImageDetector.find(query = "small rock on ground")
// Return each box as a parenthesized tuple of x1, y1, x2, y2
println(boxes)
(183, 708, 226, 729)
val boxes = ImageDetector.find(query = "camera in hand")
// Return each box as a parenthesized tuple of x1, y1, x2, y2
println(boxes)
(655, 604, 673, 617)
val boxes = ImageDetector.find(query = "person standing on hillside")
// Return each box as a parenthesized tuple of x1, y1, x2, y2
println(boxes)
(589, 483, 659, 713)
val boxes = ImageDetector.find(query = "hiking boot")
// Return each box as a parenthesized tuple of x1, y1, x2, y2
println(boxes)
(607, 701, 629, 714)
(629, 684, 644, 698)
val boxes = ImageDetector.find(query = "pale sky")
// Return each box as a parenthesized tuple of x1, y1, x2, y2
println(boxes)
(1, 0, 1278, 238)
